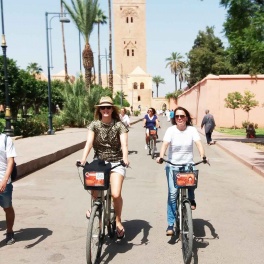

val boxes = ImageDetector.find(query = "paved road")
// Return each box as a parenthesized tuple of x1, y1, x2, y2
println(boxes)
(0, 116, 264, 263)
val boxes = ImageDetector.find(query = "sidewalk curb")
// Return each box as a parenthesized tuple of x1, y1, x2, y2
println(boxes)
(15, 117, 144, 180)
(16, 142, 86, 179)
(198, 129, 264, 178)
(215, 142, 264, 178)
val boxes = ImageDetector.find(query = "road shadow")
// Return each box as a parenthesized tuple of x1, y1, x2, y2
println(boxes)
(0, 220, 5, 231)
(0, 227, 53, 248)
(128, 150, 138, 155)
(99, 219, 152, 263)
(192, 218, 219, 264)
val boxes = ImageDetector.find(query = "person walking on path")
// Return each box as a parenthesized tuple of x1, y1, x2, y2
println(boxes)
(0, 133, 17, 245)
(80, 96, 129, 239)
(201, 109, 216, 145)
(169, 109, 174, 125)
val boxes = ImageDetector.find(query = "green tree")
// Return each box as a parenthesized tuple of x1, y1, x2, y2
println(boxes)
(95, 7, 107, 86)
(152, 75, 165, 97)
(240, 90, 259, 121)
(63, 0, 98, 92)
(187, 26, 230, 87)
(224, 91, 243, 129)
(220, 0, 264, 74)
(61, 77, 89, 127)
(113, 91, 129, 107)
(165, 52, 184, 91)
(26, 62, 43, 77)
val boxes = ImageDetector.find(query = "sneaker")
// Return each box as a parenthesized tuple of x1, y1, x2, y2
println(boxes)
(6, 232, 15, 245)
(145, 144, 148, 150)
(166, 226, 174, 236)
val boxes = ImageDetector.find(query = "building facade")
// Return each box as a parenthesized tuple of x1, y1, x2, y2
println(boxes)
(112, 0, 153, 111)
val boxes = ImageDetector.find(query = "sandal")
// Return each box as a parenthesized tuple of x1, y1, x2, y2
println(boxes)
(190, 200, 196, 210)
(116, 227, 125, 239)
(86, 210, 91, 219)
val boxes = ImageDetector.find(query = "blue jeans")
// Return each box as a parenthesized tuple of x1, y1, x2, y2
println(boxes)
(166, 167, 195, 226)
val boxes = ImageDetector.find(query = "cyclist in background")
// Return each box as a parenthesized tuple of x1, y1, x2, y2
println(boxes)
(143, 107, 159, 150)
(156, 106, 206, 236)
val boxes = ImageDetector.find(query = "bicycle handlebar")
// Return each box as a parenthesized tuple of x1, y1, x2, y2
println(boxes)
(76, 160, 127, 168)
(159, 157, 210, 167)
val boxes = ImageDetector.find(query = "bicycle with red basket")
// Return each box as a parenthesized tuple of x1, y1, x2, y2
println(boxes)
(159, 157, 210, 264)
(76, 159, 126, 264)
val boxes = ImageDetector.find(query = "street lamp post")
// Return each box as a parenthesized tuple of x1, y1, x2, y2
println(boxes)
(1, 0, 13, 136)
(99, 49, 109, 87)
(45, 12, 70, 135)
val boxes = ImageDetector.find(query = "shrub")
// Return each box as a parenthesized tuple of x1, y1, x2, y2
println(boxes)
(242, 120, 250, 128)
(14, 116, 47, 137)
(133, 110, 140, 116)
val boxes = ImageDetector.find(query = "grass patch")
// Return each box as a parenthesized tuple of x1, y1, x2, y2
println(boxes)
(216, 127, 264, 137)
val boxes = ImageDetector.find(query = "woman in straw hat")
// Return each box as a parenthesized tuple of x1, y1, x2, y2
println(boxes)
(80, 96, 129, 239)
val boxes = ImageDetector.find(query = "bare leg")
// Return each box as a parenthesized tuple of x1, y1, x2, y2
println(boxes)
(110, 172, 124, 231)
(4, 206, 15, 233)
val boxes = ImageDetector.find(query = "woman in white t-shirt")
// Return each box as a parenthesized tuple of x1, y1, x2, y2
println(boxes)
(156, 106, 206, 236)
(120, 107, 131, 128)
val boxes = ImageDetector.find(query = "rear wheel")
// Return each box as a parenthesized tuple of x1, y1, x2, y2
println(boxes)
(181, 201, 193, 264)
(86, 204, 104, 264)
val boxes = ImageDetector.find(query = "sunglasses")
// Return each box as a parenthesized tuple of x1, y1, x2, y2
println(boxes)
(100, 106, 112, 110)
(148, 110, 153, 113)
(175, 115, 186, 119)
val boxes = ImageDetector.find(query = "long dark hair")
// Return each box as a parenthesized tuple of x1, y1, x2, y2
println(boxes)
(172, 106, 193, 126)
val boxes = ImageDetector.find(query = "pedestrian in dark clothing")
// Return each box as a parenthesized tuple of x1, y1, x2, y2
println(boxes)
(201, 109, 216, 145)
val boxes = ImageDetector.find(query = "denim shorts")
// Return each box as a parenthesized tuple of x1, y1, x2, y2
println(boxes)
(110, 162, 126, 177)
(0, 183, 13, 208)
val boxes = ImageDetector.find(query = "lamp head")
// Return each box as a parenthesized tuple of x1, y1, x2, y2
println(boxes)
(59, 17, 70, 23)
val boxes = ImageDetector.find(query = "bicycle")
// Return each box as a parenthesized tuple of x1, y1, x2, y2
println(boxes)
(160, 157, 209, 264)
(76, 160, 126, 264)
(145, 126, 158, 159)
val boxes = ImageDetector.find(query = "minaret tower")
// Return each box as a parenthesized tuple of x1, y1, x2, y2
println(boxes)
(113, 0, 147, 76)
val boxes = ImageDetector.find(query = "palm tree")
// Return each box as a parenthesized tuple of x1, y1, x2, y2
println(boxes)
(178, 62, 189, 90)
(108, 0, 113, 91)
(152, 75, 165, 98)
(94, 8, 107, 86)
(63, 0, 98, 93)
(165, 52, 184, 91)
(26, 62, 43, 77)
(61, 0, 68, 81)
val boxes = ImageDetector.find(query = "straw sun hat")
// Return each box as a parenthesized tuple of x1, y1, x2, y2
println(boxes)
(95, 96, 116, 107)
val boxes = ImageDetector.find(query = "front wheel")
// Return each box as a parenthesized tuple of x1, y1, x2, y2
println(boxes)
(181, 202, 193, 264)
(86, 204, 104, 264)
(149, 138, 154, 156)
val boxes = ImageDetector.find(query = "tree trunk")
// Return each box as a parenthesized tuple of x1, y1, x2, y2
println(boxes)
(61, 1, 68, 82)
(108, 0, 113, 92)
(174, 73, 177, 91)
(156, 84, 159, 97)
(82, 43, 94, 93)
(98, 24, 102, 86)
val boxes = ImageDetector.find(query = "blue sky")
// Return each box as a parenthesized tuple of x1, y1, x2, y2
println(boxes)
(2, 0, 227, 96)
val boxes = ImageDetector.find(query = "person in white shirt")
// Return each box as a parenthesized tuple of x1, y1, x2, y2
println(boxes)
(156, 106, 206, 236)
(120, 107, 131, 128)
(0, 134, 17, 245)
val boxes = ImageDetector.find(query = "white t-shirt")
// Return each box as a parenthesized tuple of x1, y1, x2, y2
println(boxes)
(0, 134, 17, 184)
(163, 126, 201, 167)
(120, 114, 130, 127)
